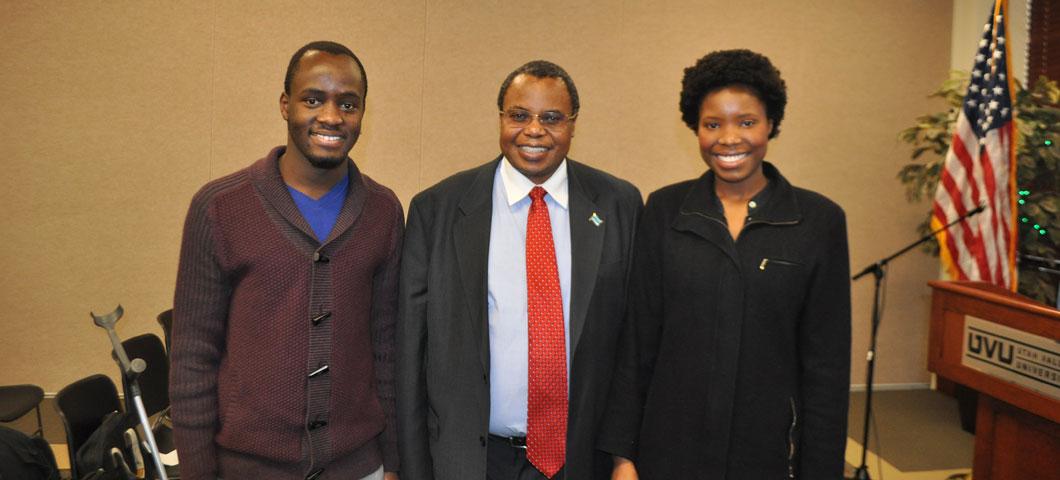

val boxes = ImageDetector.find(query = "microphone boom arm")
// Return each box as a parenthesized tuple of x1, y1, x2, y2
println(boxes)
(852, 204, 986, 280)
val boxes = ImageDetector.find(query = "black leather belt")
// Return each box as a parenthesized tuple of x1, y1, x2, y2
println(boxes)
(488, 433, 527, 449)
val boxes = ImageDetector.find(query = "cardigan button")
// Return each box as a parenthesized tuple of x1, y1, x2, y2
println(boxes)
(311, 311, 332, 325)
(308, 420, 327, 430)
(313, 252, 329, 263)
(309, 365, 329, 378)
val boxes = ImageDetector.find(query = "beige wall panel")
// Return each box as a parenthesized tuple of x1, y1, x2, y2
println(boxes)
(2, 0, 963, 391)
(416, 0, 636, 186)
(0, 2, 215, 390)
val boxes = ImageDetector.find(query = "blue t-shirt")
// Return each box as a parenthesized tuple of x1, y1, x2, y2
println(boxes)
(287, 175, 348, 242)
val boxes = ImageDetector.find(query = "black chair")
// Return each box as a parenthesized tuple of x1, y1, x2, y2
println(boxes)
(0, 384, 44, 437)
(156, 309, 173, 353)
(55, 374, 123, 480)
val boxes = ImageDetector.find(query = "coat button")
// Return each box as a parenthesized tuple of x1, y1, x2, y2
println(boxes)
(308, 365, 329, 378)
(312, 311, 332, 325)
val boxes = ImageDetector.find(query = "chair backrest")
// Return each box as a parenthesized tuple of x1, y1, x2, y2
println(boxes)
(119, 333, 170, 417)
(55, 374, 121, 480)
(156, 309, 173, 353)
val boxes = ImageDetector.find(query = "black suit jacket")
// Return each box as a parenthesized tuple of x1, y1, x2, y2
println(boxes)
(397, 157, 641, 479)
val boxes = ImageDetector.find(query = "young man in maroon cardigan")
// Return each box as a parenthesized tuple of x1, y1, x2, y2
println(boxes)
(170, 41, 402, 480)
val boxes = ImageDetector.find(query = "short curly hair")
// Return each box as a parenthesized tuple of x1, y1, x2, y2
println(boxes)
(679, 49, 787, 139)
(497, 60, 580, 115)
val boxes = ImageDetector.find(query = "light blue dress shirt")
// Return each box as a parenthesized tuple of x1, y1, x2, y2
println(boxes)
(487, 157, 572, 437)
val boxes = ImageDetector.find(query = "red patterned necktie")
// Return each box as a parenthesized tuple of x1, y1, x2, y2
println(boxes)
(525, 186, 567, 478)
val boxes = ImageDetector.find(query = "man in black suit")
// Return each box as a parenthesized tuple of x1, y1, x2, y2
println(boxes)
(396, 61, 641, 480)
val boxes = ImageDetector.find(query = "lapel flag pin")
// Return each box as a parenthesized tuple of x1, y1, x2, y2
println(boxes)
(589, 212, 603, 227)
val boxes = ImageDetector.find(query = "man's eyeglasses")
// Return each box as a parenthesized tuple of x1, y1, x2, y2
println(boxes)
(500, 109, 577, 130)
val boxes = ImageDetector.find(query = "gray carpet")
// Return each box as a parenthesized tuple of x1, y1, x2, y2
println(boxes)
(848, 389, 974, 471)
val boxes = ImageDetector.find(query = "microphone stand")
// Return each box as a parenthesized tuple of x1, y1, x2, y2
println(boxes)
(92, 305, 169, 480)
(849, 205, 984, 480)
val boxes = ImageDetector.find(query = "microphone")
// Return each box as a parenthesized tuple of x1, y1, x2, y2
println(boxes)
(967, 204, 986, 216)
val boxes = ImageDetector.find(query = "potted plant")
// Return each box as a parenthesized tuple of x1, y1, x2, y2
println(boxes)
(897, 73, 1059, 306)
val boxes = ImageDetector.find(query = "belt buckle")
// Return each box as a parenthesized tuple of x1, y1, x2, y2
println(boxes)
(491, 434, 527, 449)
(507, 435, 527, 449)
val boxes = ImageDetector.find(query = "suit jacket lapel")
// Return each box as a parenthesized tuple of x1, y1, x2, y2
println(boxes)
(453, 160, 498, 374)
(567, 163, 604, 354)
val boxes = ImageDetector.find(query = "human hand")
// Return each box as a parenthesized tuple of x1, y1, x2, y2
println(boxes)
(611, 456, 638, 480)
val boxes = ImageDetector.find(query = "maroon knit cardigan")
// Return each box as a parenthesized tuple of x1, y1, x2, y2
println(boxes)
(170, 147, 402, 479)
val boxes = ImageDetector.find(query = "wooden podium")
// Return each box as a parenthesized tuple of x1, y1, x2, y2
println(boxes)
(927, 281, 1060, 480)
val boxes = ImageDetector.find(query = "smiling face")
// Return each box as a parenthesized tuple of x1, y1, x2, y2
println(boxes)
(697, 85, 772, 193)
(280, 51, 366, 170)
(499, 74, 575, 185)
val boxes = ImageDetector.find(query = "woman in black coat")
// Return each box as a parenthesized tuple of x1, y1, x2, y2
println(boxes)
(600, 50, 852, 479)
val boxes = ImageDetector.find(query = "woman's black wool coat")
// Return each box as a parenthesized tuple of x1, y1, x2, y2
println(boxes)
(600, 162, 852, 479)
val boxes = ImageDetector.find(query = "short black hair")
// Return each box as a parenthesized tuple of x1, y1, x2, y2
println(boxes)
(679, 49, 787, 138)
(284, 41, 367, 98)
(497, 60, 580, 115)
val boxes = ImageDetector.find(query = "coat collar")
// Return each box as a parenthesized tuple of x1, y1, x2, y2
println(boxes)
(678, 161, 802, 226)
(456, 157, 500, 217)
(248, 146, 368, 246)
(672, 162, 801, 263)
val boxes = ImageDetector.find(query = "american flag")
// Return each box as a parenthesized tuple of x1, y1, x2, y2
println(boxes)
(932, 0, 1018, 289)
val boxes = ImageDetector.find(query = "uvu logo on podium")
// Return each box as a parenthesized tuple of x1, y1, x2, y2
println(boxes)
(961, 315, 1060, 401)
(967, 330, 1015, 365)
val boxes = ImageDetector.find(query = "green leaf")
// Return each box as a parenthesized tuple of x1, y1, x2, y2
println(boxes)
(1037, 196, 1058, 214)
